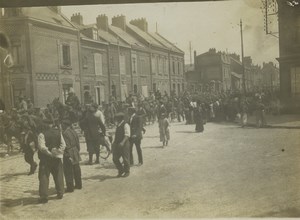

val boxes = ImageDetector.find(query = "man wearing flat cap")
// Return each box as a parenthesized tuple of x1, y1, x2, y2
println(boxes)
(36, 119, 66, 203)
(112, 112, 131, 177)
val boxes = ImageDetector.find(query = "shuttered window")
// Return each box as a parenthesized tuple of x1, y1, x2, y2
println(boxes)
(94, 53, 103, 75)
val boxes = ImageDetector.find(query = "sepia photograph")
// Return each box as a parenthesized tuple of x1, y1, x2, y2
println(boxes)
(0, 0, 300, 218)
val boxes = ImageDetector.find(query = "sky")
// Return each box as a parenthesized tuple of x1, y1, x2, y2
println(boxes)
(62, 0, 279, 66)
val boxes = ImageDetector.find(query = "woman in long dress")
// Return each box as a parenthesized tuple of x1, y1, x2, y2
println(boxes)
(194, 103, 204, 133)
(159, 113, 170, 147)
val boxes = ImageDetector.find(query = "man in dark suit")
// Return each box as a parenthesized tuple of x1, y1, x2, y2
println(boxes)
(79, 103, 106, 165)
(128, 107, 144, 166)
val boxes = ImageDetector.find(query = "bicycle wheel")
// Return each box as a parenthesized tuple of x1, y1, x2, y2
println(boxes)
(99, 145, 110, 160)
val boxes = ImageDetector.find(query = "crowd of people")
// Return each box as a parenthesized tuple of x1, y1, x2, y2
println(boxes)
(0, 87, 280, 203)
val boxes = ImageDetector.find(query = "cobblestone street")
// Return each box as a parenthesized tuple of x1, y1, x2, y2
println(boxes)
(1, 115, 300, 218)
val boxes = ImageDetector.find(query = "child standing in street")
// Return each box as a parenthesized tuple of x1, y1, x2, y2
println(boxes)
(159, 113, 170, 147)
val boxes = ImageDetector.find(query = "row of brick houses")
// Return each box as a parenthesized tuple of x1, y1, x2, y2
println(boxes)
(185, 48, 279, 93)
(0, 6, 185, 108)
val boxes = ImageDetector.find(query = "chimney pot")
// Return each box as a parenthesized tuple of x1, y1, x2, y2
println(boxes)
(71, 12, 83, 25)
(97, 14, 108, 31)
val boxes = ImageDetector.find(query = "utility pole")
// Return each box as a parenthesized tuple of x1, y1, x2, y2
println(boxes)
(189, 41, 192, 66)
(240, 19, 246, 94)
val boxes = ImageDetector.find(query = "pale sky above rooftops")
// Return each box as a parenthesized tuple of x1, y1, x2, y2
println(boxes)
(62, 0, 279, 66)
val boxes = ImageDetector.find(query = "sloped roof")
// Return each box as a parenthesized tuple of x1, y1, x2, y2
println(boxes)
(149, 32, 183, 54)
(109, 25, 146, 48)
(21, 7, 75, 28)
(126, 23, 166, 49)
(97, 29, 129, 47)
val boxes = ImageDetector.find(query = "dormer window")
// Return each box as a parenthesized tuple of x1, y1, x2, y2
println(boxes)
(93, 29, 98, 40)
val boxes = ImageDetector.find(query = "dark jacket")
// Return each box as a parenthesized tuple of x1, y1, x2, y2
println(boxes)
(63, 127, 81, 165)
(129, 114, 143, 140)
(80, 110, 106, 142)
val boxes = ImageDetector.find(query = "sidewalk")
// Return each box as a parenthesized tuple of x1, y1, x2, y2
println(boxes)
(247, 114, 300, 128)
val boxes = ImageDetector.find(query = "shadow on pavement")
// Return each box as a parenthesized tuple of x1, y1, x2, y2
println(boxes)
(82, 174, 116, 182)
(24, 190, 39, 196)
(1, 197, 39, 207)
(1, 194, 58, 208)
(176, 130, 197, 134)
(99, 163, 116, 170)
(255, 207, 300, 217)
(143, 145, 163, 149)
(0, 172, 28, 182)
(143, 135, 159, 138)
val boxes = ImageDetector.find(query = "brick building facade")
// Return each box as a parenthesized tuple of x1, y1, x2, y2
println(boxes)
(0, 7, 185, 108)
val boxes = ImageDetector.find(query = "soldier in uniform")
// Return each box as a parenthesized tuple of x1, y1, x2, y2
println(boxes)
(37, 120, 66, 203)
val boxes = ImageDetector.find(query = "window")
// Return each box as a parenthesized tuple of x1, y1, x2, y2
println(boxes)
(82, 56, 88, 68)
(156, 57, 160, 74)
(140, 59, 146, 74)
(152, 56, 157, 74)
(134, 84, 138, 94)
(94, 53, 103, 75)
(153, 83, 156, 92)
(93, 29, 98, 40)
(12, 44, 21, 65)
(95, 87, 101, 105)
(83, 85, 90, 91)
(132, 55, 137, 74)
(291, 66, 300, 97)
(62, 44, 71, 67)
(173, 83, 176, 92)
(159, 57, 164, 74)
(177, 84, 181, 94)
(178, 62, 180, 75)
(162, 58, 166, 74)
(111, 85, 116, 98)
(62, 84, 72, 104)
(119, 53, 126, 75)
(172, 61, 175, 74)
(182, 83, 185, 92)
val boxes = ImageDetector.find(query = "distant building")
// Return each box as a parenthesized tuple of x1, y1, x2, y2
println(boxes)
(276, 1, 300, 99)
(186, 49, 266, 93)
(261, 62, 280, 92)
(192, 48, 232, 92)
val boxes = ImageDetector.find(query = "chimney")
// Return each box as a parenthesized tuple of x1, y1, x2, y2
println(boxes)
(112, 15, 126, 31)
(130, 18, 148, 32)
(194, 50, 197, 66)
(71, 13, 83, 26)
(96, 14, 108, 31)
(49, 6, 61, 14)
(244, 56, 252, 66)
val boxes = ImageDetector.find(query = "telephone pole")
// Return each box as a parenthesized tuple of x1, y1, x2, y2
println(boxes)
(189, 41, 192, 66)
(240, 19, 246, 94)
